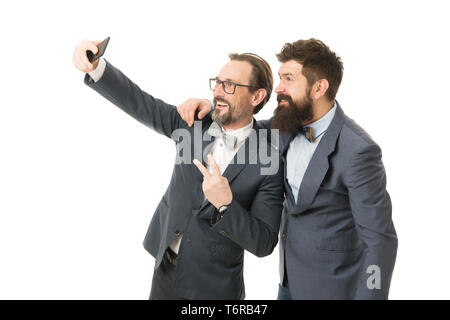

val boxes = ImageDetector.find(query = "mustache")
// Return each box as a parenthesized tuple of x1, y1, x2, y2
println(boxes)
(276, 94, 294, 105)
(214, 97, 231, 107)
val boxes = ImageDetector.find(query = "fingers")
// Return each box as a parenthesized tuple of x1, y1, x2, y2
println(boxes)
(185, 99, 196, 127)
(184, 106, 193, 127)
(198, 100, 212, 119)
(193, 159, 210, 178)
(80, 52, 92, 71)
(207, 154, 221, 176)
(83, 40, 99, 71)
(72, 47, 84, 72)
(177, 98, 210, 127)
(87, 40, 99, 55)
(72, 39, 99, 73)
(198, 109, 208, 120)
(177, 101, 192, 127)
(187, 107, 194, 127)
(76, 52, 90, 73)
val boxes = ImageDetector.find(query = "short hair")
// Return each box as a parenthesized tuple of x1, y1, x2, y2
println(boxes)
(276, 39, 344, 101)
(229, 53, 273, 114)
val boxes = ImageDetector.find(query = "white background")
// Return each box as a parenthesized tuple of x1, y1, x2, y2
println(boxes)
(1, 0, 449, 299)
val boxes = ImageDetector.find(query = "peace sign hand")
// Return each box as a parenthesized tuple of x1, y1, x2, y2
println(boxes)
(193, 155, 233, 209)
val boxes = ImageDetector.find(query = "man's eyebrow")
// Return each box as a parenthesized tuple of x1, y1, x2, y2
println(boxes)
(278, 72, 295, 77)
(216, 77, 238, 82)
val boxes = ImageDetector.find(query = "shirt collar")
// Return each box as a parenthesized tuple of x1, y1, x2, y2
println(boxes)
(221, 119, 254, 143)
(305, 101, 337, 139)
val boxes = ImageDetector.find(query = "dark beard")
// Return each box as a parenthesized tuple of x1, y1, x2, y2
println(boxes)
(271, 92, 314, 133)
(212, 97, 233, 126)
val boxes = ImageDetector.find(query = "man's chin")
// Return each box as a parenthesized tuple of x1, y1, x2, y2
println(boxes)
(212, 109, 232, 125)
(271, 108, 301, 132)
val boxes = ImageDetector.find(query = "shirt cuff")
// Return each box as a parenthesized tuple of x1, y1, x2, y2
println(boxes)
(87, 58, 106, 82)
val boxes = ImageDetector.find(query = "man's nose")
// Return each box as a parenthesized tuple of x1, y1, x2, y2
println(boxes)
(275, 83, 284, 94)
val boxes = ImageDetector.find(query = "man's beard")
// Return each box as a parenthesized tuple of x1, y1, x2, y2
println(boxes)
(271, 90, 314, 133)
(212, 97, 245, 127)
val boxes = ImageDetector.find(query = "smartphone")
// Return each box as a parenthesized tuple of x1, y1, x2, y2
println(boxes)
(87, 36, 110, 63)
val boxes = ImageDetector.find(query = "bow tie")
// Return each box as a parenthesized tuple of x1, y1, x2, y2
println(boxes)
(298, 126, 315, 143)
(207, 121, 238, 149)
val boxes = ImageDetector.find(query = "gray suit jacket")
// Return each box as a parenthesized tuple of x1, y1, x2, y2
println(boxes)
(84, 61, 284, 300)
(261, 102, 397, 299)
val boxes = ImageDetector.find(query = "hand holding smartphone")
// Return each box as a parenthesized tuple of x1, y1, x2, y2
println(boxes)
(87, 36, 110, 63)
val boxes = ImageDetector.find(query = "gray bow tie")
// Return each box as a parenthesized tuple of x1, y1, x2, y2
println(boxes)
(207, 121, 238, 150)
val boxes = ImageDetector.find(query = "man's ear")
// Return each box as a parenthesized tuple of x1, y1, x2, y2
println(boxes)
(312, 79, 329, 100)
(252, 88, 267, 107)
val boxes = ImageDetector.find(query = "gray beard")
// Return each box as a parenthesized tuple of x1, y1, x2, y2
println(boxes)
(211, 107, 233, 126)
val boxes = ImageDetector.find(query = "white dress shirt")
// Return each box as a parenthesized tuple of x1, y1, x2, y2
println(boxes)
(286, 103, 337, 204)
(88, 58, 107, 82)
(88, 61, 254, 253)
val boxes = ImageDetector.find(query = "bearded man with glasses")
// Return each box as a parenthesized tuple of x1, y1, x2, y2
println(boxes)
(72, 40, 284, 300)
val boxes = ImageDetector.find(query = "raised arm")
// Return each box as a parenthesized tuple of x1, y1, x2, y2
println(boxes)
(73, 39, 183, 138)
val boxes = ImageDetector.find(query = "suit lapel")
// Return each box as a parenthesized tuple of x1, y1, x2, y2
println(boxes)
(201, 128, 215, 166)
(192, 120, 215, 181)
(280, 131, 298, 209)
(190, 119, 215, 208)
(293, 102, 346, 213)
(221, 136, 251, 183)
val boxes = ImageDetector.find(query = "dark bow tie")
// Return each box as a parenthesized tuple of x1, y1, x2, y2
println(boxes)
(298, 126, 315, 143)
(207, 121, 238, 149)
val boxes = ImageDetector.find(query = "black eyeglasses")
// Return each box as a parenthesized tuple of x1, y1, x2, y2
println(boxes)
(209, 78, 255, 95)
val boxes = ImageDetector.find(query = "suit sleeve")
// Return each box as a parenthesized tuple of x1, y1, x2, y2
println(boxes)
(84, 60, 183, 138)
(346, 143, 398, 299)
(210, 162, 284, 257)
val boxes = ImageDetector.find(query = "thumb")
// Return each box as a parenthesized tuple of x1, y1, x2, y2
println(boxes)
(88, 40, 100, 54)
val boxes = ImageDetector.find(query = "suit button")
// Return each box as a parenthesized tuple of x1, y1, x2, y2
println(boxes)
(219, 230, 228, 237)
(282, 233, 287, 241)
(175, 230, 181, 236)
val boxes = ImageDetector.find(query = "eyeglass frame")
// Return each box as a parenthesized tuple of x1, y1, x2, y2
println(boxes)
(209, 78, 257, 95)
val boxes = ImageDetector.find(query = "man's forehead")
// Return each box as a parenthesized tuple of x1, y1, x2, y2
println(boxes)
(217, 60, 252, 82)
(278, 60, 303, 76)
